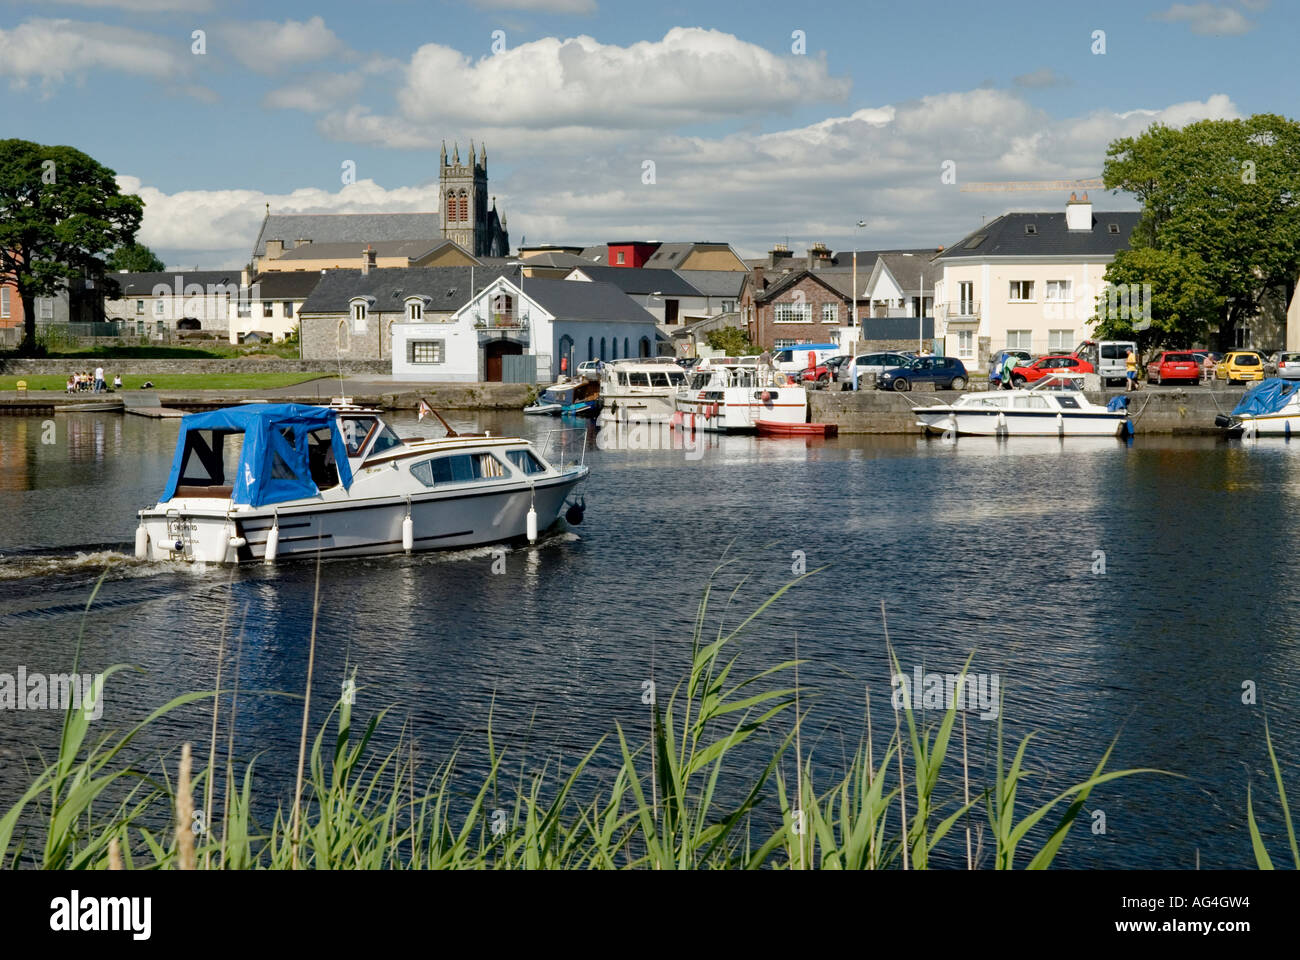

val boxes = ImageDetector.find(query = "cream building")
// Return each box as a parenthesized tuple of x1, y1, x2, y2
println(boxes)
(930, 195, 1140, 370)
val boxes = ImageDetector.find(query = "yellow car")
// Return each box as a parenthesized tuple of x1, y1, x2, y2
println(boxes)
(1215, 351, 1266, 384)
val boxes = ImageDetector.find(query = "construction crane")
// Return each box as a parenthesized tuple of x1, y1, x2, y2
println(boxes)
(960, 178, 1106, 193)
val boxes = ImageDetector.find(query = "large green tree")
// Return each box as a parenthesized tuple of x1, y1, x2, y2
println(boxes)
(0, 139, 143, 354)
(106, 241, 165, 273)
(1098, 114, 1300, 350)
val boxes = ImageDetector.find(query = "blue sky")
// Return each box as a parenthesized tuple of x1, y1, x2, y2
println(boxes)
(1, 0, 1291, 266)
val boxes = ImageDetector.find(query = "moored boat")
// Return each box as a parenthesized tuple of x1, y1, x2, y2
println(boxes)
(673, 359, 808, 433)
(135, 400, 588, 564)
(1215, 379, 1300, 437)
(756, 420, 838, 437)
(524, 379, 601, 417)
(914, 374, 1130, 437)
(598, 358, 686, 423)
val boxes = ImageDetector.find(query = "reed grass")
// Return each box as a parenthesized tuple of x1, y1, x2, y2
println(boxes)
(0, 558, 1206, 870)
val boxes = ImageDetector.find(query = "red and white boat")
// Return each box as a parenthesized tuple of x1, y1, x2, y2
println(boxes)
(673, 359, 808, 433)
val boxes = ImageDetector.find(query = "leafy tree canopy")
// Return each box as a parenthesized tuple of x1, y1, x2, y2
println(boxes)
(705, 326, 754, 355)
(1100, 113, 1300, 349)
(0, 139, 143, 353)
(106, 241, 165, 273)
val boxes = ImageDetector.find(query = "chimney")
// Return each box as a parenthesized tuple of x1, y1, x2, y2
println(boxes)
(361, 245, 376, 275)
(1066, 191, 1093, 231)
(265, 239, 284, 260)
(752, 265, 766, 291)
(768, 243, 791, 270)
(296, 237, 311, 247)
(806, 242, 831, 271)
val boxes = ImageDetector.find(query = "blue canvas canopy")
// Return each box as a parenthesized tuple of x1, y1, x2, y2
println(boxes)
(1232, 380, 1297, 417)
(161, 404, 354, 507)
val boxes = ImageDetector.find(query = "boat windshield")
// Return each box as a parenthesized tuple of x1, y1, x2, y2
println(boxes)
(1029, 374, 1085, 392)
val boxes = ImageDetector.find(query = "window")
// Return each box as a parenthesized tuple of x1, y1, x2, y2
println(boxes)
(1108, 223, 1120, 234)
(506, 449, 547, 476)
(957, 330, 973, 358)
(409, 340, 444, 364)
(135, 299, 144, 315)
(1006, 330, 1032, 349)
(351, 302, 368, 332)
(263, 302, 274, 318)
(408, 301, 423, 320)
(616, 251, 626, 264)
(1009, 281, 1034, 302)
(0, 287, 8, 318)
(37, 297, 53, 319)
(958, 282, 974, 316)
(238, 301, 251, 318)
(722, 300, 735, 312)
(774, 339, 797, 348)
(283, 301, 294, 318)
(1048, 329, 1074, 352)
(339, 417, 376, 456)
(154, 300, 165, 315)
(1024, 224, 1037, 235)
(1045, 280, 1072, 302)
(774, 302, 813, 324)
(821, 303, 839, 324)
(411, 453, 507, 487)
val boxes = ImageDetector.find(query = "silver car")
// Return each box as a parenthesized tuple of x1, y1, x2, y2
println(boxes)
(839, 351, 916, 386)
(1277, 353, 1300, 380)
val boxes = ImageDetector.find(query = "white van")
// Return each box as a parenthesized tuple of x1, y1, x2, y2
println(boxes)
(771, 344, 839, 375)
(1076, 339, 1137, 387)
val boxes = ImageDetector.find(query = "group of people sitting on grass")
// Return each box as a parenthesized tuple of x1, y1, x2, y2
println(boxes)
(65, 368, 122, 395)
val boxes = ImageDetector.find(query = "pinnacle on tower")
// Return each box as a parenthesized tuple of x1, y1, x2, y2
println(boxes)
(470, 139, 476, 167)
(440, 140, 447, 165)
(453, 142, 460, 164)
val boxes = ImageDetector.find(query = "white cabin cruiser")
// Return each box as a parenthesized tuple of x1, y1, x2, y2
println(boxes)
(1215, 379, 1300, 437)
(914, 374, 1131, 437)
(135, 400, 588, 564)
(598, 358, 686, 423)
(673, 359, 808, 433)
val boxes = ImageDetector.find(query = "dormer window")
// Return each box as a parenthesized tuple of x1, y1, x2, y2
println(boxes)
(349, 296, 375, 333)
(405, 295, 431, 321)
(1025, 224, 1037, 235)
(1108, 223, 1120, 234)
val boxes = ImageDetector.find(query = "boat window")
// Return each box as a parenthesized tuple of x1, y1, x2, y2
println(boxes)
(1056, 396, 1081, 409)
(1013, 396, 1051, 409)
(630, 372, 652, 386)
(618, 372, 629, 386)
(506, 449, 548, 475)
(704, 391, 724, 400)
(369, 423, 404, 456)
(410, 452, 509, 487)
(976, 394, 1009, 407)
(756, 390, 779, 400)
(667, 371, 684, 384)
(307, 428, 339, 489)
(339, 417, 376, 457)
(650, 371, 672, 387)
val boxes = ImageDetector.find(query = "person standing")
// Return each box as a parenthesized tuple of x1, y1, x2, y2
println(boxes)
(1125, 348, 1139, 392)
(1001, 352, 1018, 390)
(94, 365, 105, 394)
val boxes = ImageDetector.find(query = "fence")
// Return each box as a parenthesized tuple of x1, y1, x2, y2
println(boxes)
(501, 354, 539, 384)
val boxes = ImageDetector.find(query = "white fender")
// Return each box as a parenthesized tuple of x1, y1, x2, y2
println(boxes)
(402, 512, 414, 553)
(1056, 412, 1064, 437)
(526, 504, 538, 544)
(134, 523, 148, 560)
(265, 520, 280, 563)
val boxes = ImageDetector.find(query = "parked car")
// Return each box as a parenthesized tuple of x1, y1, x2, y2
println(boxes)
(1277, 353, 1300, 380)
(823, 356, 849, 380)
(988, 349, 1033, 386)
(875, 356, 969, 392)
(1146, 351, 1203, 385)
(1007, 355, 1094, 387)
(576, 360, 603, 380)
(1214, 351, 1266, 384)
(1075, 339, 1138, 386)
(843, 352, 915, 386)
(798, 363, 833, 383)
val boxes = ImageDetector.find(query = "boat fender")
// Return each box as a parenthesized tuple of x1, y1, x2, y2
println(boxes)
(134, 523, 148, 560)
(402, 507, 414, 554)
(1125, 419, 1135, 438)
(526, 505, 538, 544)
(565, 503, 585, 525)
(1056, 412, 1064, 437)
(265, 518, 280, 563)
(229, 536, 247, 549)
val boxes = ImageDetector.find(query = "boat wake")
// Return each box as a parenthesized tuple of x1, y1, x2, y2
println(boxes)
(0, 546, 191, 584)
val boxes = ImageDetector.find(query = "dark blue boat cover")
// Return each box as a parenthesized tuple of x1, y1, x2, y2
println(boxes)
(162, 404, 354, 506)
(1231, 379, 1296, 417)
(1106, 396, 1130, 412)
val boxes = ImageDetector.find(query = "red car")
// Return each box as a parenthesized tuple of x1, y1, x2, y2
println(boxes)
(1008, 355, 1094, 386)
(1146, 351, 1202, 385)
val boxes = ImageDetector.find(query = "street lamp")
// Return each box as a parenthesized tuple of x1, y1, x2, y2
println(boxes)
(851, 219, 866, 390)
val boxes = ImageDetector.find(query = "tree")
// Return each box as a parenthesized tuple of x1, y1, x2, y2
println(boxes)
(1092, 247, 1224, 352)
(0, 139, 143, 354)
(704, 326, 753, 355)
(106, 241, 165, 273)
(1101, 114, 1300, 349)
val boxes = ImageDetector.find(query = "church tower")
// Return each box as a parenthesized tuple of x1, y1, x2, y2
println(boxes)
(439, 141, 508, 257)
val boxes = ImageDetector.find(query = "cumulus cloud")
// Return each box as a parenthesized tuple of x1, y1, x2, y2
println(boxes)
(216, 16, 346, 74)
(1151, 3, 1257, 35)
(263, 60, 400, 113)
(0, 17, 191, 87)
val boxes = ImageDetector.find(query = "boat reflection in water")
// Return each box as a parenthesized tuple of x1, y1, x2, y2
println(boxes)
(135, 399, 588, 564)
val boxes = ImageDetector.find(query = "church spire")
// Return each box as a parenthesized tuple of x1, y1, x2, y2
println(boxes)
(470, 139, 476, 167)
(480, 142, 487, 170)
(453, 142, 460, 164)
(440, 140, 447, 165)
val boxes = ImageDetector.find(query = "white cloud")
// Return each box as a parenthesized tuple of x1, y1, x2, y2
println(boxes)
(216, 16, 346, 75)
(263, 60, 400, 113)
(470, 0, 597, 12)
(29, 1, 213, 10)
(1013, 67, 1069, 89)
(1152, 3, 1257, 35)
(0, 17, 191, 87)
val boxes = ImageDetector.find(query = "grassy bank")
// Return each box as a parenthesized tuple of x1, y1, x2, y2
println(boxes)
(2, 373, 329, 392)
(4, 561, 1293, 870)
(8, 343, 302, 360)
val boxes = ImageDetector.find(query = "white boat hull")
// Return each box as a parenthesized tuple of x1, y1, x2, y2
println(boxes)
(138, 469, 586, 563)
(1230, 413, 1300, 436)
(916, 409, 1128, 437)
(599, 392, 677, 423)
(674, 387, 807, 433)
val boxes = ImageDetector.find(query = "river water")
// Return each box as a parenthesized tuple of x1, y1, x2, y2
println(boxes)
(0, 409, 1296, 869)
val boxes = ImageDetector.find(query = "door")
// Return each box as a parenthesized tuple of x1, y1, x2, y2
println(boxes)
(484, 341, 523, 382)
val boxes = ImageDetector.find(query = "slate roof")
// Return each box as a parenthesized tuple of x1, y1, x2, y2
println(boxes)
(935, 212, 1140, 259)
(249, 272, 323, 299)
(516, 277, 659, 324)
(297, 266, 519, 315)
(252, 213, 443, 257)
(109, 271, 242, 296)
(578, 244, 608, 265)
(870, 253, 936, 293)
(674, 269, 746, 298)
(755, 269, 853, 303)
(829, 248, 937, 268)
(566, 265, 701, 297)
(271, 239, 461, 262)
